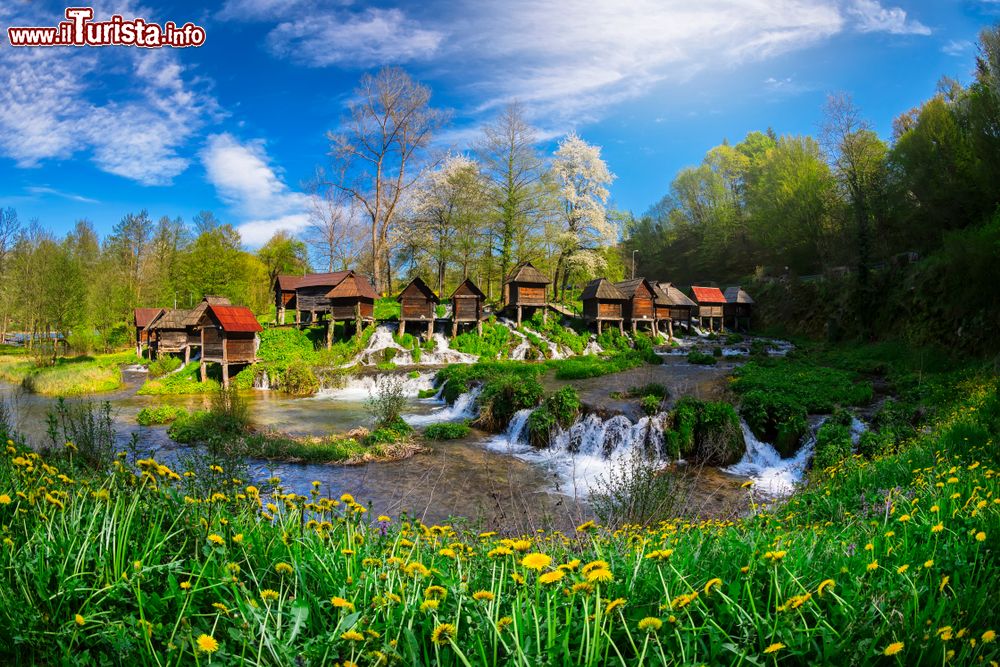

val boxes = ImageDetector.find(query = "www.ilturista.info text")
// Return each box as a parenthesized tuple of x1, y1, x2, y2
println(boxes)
(7, 7, 206, 48)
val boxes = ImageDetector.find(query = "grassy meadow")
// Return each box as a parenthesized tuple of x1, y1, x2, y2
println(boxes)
(0, 353, 997, 665)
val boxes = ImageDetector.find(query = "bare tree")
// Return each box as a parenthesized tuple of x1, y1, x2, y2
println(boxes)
(307, 175, 363, 272)
(326, 67, 448, 293)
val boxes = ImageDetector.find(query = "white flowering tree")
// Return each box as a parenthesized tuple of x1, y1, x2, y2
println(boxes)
(550, 133, 616, 301)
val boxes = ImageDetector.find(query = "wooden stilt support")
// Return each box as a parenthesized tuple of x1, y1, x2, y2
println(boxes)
(542, 308, 547, 324)
(278, 306, 285, 325)
(222, 363, 230, 389)
(632, 321, 637, 335)
(516, 306, 522, 327)
(452, 320, 458, 338)
(477, 320, 483, 335)
(597, 320, 602, 335)
(199, 362, 207, 382)
(427, 320, 433, 339)
(619, 320, 624, 334)
(295, 309, 301, 326)
(184, 345, 190, 365)
(668, 319, 674, 341)
(399, 319, 406, 336)
(326, 320, 333, 349)
(355, 303, 362, 337)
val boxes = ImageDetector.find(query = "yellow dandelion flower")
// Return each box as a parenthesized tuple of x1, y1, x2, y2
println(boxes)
(511, 539, 532, 551)
(420, 599, 440, 612)
(982, 630, 995, 643)
(866, 560, 879, 572)
(180, 581, 192, 590)
(924, 559, 934, 568)
(897, 564, 909, 574)
(605, 597, 627, 614)
(939, 575, 949, 592)
(883, 642, 904, 656)
(275, 562, 293, 575)
(472, 590, 494, 601)
(196, 634, 219, 653)
(817, 579, 836, 597)
(424, 585, 447, 600)
(0, 494, 11, 505)
(587, 568, 614, 583)
(341, 630, 365, 642)
(931, 523, 944, 534)
(331, 596, 354, 610)
(638, 617, 663, 632)
(207, 534, 225, 546)
(75, 614, 85, 626)
(488, 547, 513, 558)
(763, 642, 785, 654)
(260, 589, 279, 603)
(539, 570, 565, 585)
(582, 560, 610, 574)
(576, 520, 596, 532)
(521, 552, 552, 570)
(704, 578, 722, 595)
(497, 616, 513, 632)
(431, 623, 456, 645)
(976, 531, 986, 542)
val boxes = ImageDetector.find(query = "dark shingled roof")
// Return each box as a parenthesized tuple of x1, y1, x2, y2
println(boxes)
(147, 308, 191, 331)
(614, 278, 655, 299)
(691, 286, 726, 304)
(208, 304, 263, 333)
(184, 296, 232, 327)
(396, 276, 439, 303)
(580, 278, 626, 301)
(724, 286, 755, 304)
(504, 262, 551, 285)
(451, 278, 485, 299)
(653, 282, 696, 307)
(274, 275, 303, 291)
(134, 308, 163, 328)
(327, 272, 378, 300)
(295, 271, 352, 289)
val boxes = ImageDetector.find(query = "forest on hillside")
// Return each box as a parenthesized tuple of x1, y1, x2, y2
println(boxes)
(1, 24, 997, 353)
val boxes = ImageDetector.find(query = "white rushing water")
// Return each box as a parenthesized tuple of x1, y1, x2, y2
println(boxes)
(422, 334, 479, 365)
(485, 410, 669, 497)
(315, 371, 435, 400)
(582, 340, 603, 355)
(724, 417, 868, 497)
(350, 325, 477, 367)
(253, 370, 270, 390)
(403, 386, 482, 425)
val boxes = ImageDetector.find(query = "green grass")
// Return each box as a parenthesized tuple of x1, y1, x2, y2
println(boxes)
(135, 405, 187, 426)
(451, 319, 512, 359)
(0, 363, 997, 665)
(241, 432, 406, 463)
(731, 357, 873, 412)
(138, 362, 220, 395)
(374, 297, 400, 320)
(423, 422, 472, 440)
(0, 351, 137, 396)
(686, 350, 717, 365)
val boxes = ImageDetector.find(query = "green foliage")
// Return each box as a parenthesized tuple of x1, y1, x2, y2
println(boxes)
(525, 312, 587, 355)
(257, 327, 316, 366)
(548, 342, 663, 380)
(423, 422, 471, 440)
(366, 375, 408, 429)
(242, 432, 372, 463)
(363, 416, 413, 447)
(44, 398, 116, 469)
(589, 449, 692, 527)
(528, 387, 581, 447)
(138, 362, 219, 395)
(0, 352, 136, 396)
(732, 358, 872, 412)
(374, 297, 400, 320)
(147, 355, 182, 378)
(136, 405, 186, 426)
(686, 350, 717, 365)
(663, 397, 744, 465)
(167, 388, 250, 452)
(435, 361, 544, 404)
(476, 372, 545, 433)
(451, 318, 511, 358)
(280, 361, 320, 396)
(811, 421, 853, 473)
(739, 390, 810, 457)
(640, 395, 661, 416)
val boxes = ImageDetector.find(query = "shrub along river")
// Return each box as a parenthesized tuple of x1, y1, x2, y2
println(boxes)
(0, 347, 836, 530)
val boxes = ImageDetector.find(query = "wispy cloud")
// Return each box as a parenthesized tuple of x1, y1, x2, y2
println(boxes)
(0, 3, 218, 185)
(200, 133, 313, 246)
(847, 0, 931, 36)
(24, 186, 99, 204)
(942, 39, 973, 56)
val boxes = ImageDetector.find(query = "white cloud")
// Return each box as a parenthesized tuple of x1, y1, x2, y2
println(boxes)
(266, 8, 443, 67)
(0, 4, 217, 185)
(24, 186, 99, 204)
(942, 39, 973, 56)
(848, 0, 931, 35)
(200, 133, 314, 246)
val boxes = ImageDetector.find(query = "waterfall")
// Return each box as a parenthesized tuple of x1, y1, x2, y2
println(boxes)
(481, 410, 670, 497)
(315, 371, 435, 400)
(724, 416, 867, 498)
(421, 333, 478, 365)
(582, 340, 604, 356)
(355, 325, 414, 366)
(484, 408, 534, 454)
(404, 386, 482, 425)
(253, 370, 270, 390)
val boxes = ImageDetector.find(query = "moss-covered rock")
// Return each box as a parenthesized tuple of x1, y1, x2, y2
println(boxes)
(664, 397, 745, 465)
(739, 390, 809, 457)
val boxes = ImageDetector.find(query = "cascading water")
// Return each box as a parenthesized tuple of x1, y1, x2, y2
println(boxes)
(724, 417, 868, 497)
(483, 410, 670, 497)
(422, 334, 478, 365)
(583, 340, 603, 356)
(355, 325, 414, 366)
(315, 372, 435, 400)
(404, 386, 482, 425)
(253, 370, 270, 390)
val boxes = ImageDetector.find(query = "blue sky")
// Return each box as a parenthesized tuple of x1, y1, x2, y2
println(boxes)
(0, 0, 996, 245)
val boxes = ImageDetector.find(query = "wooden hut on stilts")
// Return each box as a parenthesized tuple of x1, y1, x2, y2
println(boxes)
(691, 286, 727, 332)
(196, 304, 262, 388)
(397, 276, 439, 338)
(503, 262, 550, 326)
(580, 278, 625, 334)
(652, 282, 696, 340)
(323, 272, 377, 347)
(450, 278, 485, 337)
(614, 278, 657, 334)
(133, 308, 163, 358)
(723, 286, 754, 331)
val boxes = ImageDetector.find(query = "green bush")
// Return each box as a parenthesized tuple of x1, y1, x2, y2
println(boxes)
(476, 372, 545, 433)
(147, 355, 182, 378)
(548, 347, 662, 380)
(451, 319, 511, 359)
(363, 416, 412, 446)
(136, 405, 186, 426)
(686, 350, 717, 365)
(528, 387, 581, 446)
(640, 395, 661, 416)
(435, 361, 544, 404)
(663, 397, 744, 465)
(257, 327, 316, 366)
(281, 361, 320, 396)
(731, 359, 872, 412)
(138, 362, 219, 395)
(526, 312, 587, 355)
(739, 390, 809, 457)
(423, 422, 471, 440)
(812, 421, 853, 471)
